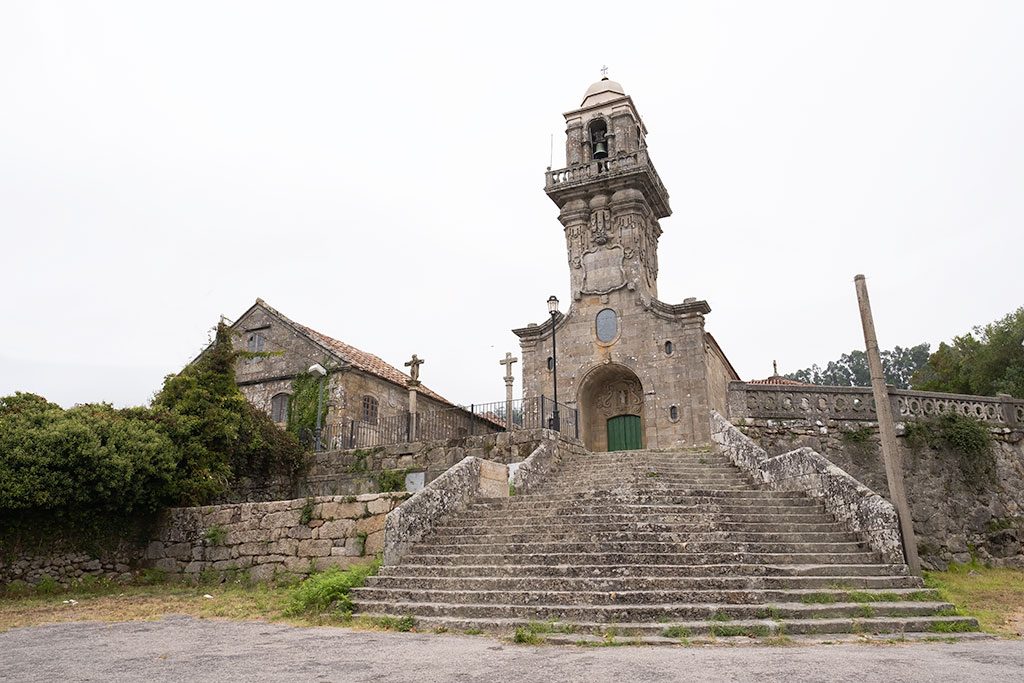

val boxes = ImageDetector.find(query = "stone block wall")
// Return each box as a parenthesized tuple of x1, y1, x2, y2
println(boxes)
(731, 415, 1024, 569)
(1, 543, 141, 589)
(299, 429, 564, 497)
(146, 493, 408, 581)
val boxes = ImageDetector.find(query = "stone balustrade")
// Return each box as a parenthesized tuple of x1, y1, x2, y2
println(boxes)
(729, 381, 1023, 427)
(545, 149, 669, 199)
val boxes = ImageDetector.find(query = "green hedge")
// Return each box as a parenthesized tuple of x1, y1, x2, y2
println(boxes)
(0, 323, 308, 544)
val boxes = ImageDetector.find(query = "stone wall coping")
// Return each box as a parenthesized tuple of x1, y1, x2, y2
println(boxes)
(162, 492, 409, 515)
(711, 410, 904, 564)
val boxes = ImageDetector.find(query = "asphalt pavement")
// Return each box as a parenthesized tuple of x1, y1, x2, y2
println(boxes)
(2, 616, 1023, 682)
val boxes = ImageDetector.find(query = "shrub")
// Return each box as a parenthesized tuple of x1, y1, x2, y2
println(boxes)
(284, 560, 381, 617)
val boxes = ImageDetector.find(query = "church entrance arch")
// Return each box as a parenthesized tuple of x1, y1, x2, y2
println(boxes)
(577, 363, 645, 452)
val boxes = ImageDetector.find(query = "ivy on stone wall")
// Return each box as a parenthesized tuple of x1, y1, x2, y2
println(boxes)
(905, 413, 995, 490)
(287, 370, 331, 442)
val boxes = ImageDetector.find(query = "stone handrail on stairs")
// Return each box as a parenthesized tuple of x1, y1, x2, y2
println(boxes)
(382, 456, 508, 566)
(711, 410, 905, 564)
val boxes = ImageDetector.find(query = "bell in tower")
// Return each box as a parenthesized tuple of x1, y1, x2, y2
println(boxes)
(590, 119, 609, 159)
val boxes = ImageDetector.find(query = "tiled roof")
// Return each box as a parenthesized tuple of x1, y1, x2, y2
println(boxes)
(251, 299, 452, 406)
(748, 376, 813, 386)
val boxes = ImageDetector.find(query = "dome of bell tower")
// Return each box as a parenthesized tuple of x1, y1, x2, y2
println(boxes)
(580, 77, 626, 107)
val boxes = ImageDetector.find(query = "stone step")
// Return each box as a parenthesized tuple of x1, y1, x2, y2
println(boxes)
(457, 510, 834, 525)
(374, 614, 978, 639)
(559, 466, 745, 475)
(364, 574, 925, 592)
(541, 480, 754, 491)
(403, 551, 881, 566)
(553, 468, 750, 477)
(546, 482, 755, 492)
(473, 498, 826, 511)
(349, 598, 954, 622)
(433, 520, 849, 535)
(484, 490, 818, 503)
(351, 587, 939, 607)
(375, 563, 911, 579)
(413, 540, 869, 555)
(422, 530, 862, 545)
(468, 501, 827, 518)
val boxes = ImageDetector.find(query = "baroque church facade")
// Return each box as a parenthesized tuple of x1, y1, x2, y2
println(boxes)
(515, 77, 738, 451)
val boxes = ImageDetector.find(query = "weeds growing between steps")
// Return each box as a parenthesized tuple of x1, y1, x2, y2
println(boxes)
(2, 561, 1020, 641)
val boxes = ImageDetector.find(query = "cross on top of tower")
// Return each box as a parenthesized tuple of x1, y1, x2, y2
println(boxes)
(600, 64, 609, 78)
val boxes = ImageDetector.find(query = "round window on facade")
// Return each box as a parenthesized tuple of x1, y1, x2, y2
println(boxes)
(664, 341, 674, 356)
(669, 405, 679, 421)
(595, 308, 618, 343)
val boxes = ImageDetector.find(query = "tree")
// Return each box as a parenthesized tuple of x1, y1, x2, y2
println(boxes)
(152, 322, 306, 505)
(785, 343, 931, 389)
(912, 308, 1024, 398)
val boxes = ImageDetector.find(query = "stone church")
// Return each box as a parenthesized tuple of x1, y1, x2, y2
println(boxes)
(514, 77, 739, 452)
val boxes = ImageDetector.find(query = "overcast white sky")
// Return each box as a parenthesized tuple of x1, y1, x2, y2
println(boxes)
(1, 1, 1022, 409)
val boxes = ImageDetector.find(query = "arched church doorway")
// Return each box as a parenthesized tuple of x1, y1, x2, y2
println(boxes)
(578, 363, 645, 452)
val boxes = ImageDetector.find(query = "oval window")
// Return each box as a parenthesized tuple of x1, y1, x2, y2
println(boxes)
(595, 308, 618, 343)
(669, 405, 679, 421)
(664, 341, 674, 356)
(547, 357, 554, 371)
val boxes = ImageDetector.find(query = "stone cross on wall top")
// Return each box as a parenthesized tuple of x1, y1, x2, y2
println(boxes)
(405, 354, 424, 386)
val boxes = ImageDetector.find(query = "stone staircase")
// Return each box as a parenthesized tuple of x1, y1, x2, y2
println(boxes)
(351, 447, 978, 642)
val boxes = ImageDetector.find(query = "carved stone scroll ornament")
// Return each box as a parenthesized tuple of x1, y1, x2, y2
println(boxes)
(594, 377, 644, 419)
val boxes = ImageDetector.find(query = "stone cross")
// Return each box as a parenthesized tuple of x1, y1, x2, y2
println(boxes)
(404, 354, 424, 386)
(500, 352, 518, 429)
(405, 354, 424, 440)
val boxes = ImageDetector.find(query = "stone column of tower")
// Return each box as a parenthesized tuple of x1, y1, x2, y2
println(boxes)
(514, 76, 739, 450)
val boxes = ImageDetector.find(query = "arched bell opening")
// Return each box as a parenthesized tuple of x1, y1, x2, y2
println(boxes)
(588, 118, 609, 160)
(578, 363, 645, 452)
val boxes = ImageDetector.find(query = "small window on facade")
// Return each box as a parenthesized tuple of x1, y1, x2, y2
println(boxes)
(669, 405, 679, 421)
(664, 341, 674, 356)
(271, 393, 289, 423)
(246, 333, 266, 352)
(596, 308, 618, 343)
(547, 357, 554, 371)
(362, 395, 379, 425)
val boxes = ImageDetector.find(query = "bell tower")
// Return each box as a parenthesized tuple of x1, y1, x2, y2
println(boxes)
(515, 75, 738, 451)
(544, 77, 671, 303)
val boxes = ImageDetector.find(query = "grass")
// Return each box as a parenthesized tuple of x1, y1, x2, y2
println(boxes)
(512, 620, 577, 644)
(661, 625, 691, 639)
(710, 624, 770, 638)
(0, 559, 390, 634)
(924, 562, 1024, 637)
(283, 559, 380, 618)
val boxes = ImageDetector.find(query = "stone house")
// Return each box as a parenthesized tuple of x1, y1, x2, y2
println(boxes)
(514, 77, 740, 452)
(224, 299, 470, 446)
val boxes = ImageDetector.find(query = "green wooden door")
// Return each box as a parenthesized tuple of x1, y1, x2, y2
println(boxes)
(607, 414, 642, 452)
